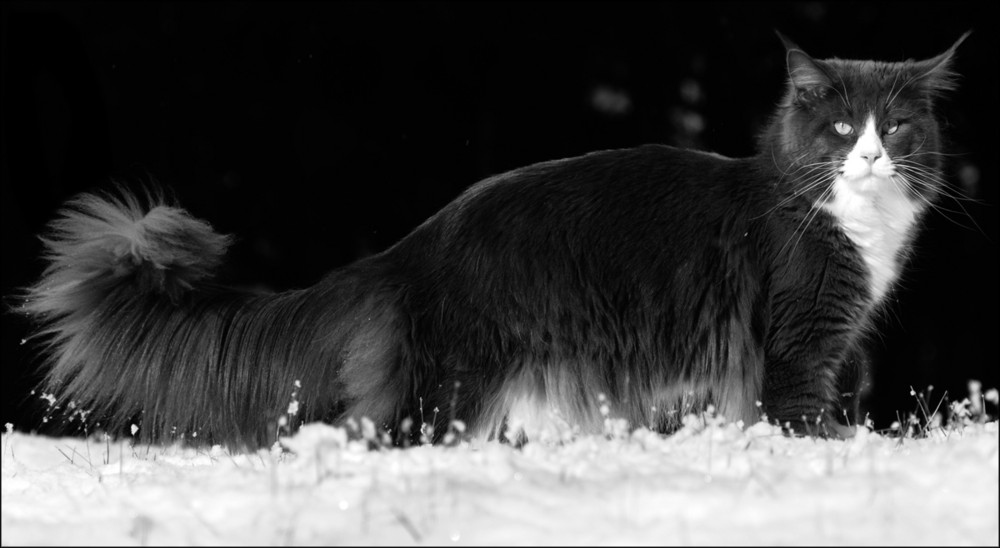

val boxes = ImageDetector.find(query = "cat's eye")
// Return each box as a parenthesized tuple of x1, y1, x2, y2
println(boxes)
(833, 121, 854, 136)
(884, 120, 900, 135)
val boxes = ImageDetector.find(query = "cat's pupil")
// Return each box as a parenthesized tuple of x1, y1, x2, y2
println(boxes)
(834, 121, 854, 136)
(884, 120, 899, 135)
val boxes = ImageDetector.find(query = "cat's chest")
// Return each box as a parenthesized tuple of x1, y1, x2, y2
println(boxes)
(821, 175, 922, 304)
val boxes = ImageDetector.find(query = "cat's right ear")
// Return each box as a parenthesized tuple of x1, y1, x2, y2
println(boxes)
(910, 30, 972, 97)
(776, 31, 832, 102)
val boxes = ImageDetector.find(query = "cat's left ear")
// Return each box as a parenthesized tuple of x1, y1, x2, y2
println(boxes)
(911, 30, 972, 96)
(776, 31, 832, 100)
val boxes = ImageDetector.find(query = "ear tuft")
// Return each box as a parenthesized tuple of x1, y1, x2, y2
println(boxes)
(774, 30, 802, 54)
(912, 30, 971, 96)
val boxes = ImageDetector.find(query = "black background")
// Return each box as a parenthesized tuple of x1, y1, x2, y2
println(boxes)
(2, 1, 996, 433)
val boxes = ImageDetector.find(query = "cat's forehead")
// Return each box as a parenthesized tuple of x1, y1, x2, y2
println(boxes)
(812, 57, 927, 113)
(822, 58, 914, 87)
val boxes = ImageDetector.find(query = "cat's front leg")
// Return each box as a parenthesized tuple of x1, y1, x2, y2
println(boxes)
(761, 350, 860, 438)
(834, 344, 871, 429)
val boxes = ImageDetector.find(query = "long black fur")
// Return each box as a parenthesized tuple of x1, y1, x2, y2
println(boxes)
(20, 33, 968, 448)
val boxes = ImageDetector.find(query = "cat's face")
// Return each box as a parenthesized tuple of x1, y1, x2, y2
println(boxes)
(763, 33, 969, 210)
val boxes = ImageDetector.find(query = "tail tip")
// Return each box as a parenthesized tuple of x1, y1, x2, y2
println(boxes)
(25, 189, 232, 318)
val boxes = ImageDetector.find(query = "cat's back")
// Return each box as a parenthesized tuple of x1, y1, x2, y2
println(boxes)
(441, 143, 760, 234)
(381, 144, 771, 287)
(467, 143, 742, 196)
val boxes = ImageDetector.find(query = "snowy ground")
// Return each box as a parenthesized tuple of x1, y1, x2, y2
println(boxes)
(2, 413, 997, 546)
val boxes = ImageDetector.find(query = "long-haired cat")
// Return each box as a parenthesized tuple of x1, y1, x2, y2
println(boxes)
(20, 32, 969, 448)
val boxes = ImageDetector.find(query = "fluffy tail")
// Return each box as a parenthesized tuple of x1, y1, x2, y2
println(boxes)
(20, 188, 374, 448)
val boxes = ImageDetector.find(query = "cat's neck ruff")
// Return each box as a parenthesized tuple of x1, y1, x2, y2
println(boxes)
(824, 174, 921, 304)
(823, 175, 922, 306)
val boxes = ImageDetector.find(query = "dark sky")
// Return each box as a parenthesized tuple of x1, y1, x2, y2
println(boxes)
(2, 1, 996, 432)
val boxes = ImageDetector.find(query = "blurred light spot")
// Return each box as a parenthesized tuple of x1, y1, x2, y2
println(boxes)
(958, 162, 980, 196)
(680, 78, 702, 105)
(589, 85, 632, 117)
(669, 107, 705, 135)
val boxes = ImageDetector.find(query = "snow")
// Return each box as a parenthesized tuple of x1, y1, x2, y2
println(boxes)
(2, 418, 998, 546)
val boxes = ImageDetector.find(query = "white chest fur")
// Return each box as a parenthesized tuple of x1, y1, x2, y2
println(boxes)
(821, 116, 923, 304)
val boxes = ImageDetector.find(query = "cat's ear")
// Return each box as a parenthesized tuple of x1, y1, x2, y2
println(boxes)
(774, 30, 803, 56)
(911, 30, 971, 96)
(776, 31, 832, 98)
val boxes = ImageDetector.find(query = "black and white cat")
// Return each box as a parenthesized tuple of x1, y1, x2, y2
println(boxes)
(21, 32, 968, 447)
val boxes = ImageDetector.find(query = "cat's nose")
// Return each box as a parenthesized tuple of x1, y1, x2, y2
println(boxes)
(860, 151, 882, 165)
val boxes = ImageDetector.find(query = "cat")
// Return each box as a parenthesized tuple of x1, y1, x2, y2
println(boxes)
(19, 31, 969, 448)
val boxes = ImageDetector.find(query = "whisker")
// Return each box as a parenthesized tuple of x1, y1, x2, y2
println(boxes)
(756, 168, 838, 220)
(776, 174, 836, 259)
(885, 71, 921, 111)
(893, 165, 950, 189)
(893, 173, 987, 236)
(884, 71, 902, 111)
(785, 183, 836, 260)
(836, 73, 852, 112)
(820, 83, 852, 113)
(894, 164, 981, 204)
(895, 149, 968, 160)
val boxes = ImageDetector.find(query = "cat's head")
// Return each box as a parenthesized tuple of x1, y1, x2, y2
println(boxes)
(759, 31, 970, 208)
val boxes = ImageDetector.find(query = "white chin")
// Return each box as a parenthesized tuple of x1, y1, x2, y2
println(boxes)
(842, 174, 887, 194)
